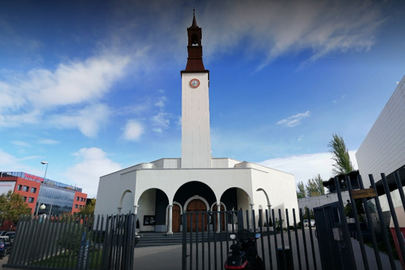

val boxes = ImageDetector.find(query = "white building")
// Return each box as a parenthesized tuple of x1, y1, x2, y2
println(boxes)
(356, 76, 405, 211)
(94, 12, 299, 233)
(298, 192, 350, 210)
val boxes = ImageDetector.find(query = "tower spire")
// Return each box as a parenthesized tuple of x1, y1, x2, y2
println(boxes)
(192, 9, 197, 27)
(182, 9, 208, 73)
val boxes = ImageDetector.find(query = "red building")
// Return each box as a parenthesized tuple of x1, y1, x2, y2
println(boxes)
(0, 172, 87, 215)
(72, 191, 88, 214)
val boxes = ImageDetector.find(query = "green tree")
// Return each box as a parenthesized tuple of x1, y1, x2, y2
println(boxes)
(0, 191, 31, 223)
(78, 198, 96, 215)
(297, 181, 306, 198)
(306, 174, 325, 197)
(329, 134, 354, 175)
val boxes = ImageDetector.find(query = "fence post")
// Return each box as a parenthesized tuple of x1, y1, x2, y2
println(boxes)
(334, 176, 357, 270)
(182, 212, 187, 270)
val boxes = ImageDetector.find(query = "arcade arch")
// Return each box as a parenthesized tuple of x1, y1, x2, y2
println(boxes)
(220, 187, 251, 212)
(119, 189, 134, 214)
(137, 188, 169, 232)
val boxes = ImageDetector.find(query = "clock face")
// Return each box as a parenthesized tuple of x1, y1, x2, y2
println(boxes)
(189, 78, 200, 88)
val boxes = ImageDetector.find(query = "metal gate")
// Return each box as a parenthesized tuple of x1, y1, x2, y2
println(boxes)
(182, 208, 320, 270)
(314, 173, 405, 270)
(182, 172, 405, 270)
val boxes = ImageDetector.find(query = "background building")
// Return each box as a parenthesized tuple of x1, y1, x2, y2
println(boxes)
(356, 76, 405, 211)
(0, 171, 87, 215)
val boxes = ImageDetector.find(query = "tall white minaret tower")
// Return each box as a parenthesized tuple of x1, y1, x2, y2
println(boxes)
(181, 10, 211, 168)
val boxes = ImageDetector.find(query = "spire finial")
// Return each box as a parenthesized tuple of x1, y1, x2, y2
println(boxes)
(192, 9, 198, 27)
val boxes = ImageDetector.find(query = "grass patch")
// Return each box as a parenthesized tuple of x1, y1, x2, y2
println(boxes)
(31, 248, 103, 269)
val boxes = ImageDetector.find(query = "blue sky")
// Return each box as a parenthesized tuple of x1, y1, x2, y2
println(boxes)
(1, 0, 404, 196)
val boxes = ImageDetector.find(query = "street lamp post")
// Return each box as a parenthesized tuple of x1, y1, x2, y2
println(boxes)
(41, 161, 48, 181)
(35, 161, 49, 216)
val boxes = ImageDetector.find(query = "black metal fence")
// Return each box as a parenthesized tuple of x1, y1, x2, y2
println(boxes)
(4, 213, 136, 270)
(182, 172, 405, 270)
(182, 208, 320, 270)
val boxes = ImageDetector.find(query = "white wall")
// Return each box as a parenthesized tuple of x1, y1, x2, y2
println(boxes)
(298, 191, 350, 210)
(94, 169, 136, 216)
(181, 72, 211, 168)
(211, 158, 241, 168)
(356, 76, 405, 188)
(251, 165, 299, 226)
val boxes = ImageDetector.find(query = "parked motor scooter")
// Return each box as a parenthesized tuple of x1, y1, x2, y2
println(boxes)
(224, 230, 265, 270)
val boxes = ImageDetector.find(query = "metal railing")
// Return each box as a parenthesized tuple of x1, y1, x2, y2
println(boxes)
(182, 208, 320, 270)
(4, 213, 136, 270)
(181, 172, 405, 270)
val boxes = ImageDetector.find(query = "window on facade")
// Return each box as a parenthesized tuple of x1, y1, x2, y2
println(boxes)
(28, 197, 34, 203)
(17, 185, 22, 191)
(23, 196, 27, 202)
(31, 187, 37, 193)
(77, 196, 80, 201)
(75, 204, 78, 208)
(23, 186, 29, 192)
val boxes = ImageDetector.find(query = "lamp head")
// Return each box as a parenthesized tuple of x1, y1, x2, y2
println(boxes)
(41, 161, 48, 165)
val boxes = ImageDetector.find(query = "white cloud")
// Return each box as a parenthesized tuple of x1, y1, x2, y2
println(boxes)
(154, 96, 167, 109)
(38, 139, 59, 145)
(0, 110, 41, 127)
(11, 140, 30, 147)
(151, 112, 170, 133)
(66, 147, 122, 197)
(277, 111, 310, 127)
(261, 150, 358, 185)
(49, 104, 111, 137)
(0, 54, 129, 133)
(123, 120, 144, 141)
(202, 0, 384, 68)
(0, 54, 129, 111)
(0, 149, 41, 174)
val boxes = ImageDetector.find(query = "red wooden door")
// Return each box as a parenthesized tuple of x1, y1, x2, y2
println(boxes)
(187, 199, 207, 232)
(172, 204, 181, 232)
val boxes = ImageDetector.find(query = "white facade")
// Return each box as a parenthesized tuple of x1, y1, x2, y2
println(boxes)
(356, 76, 405, 210)
(95, 158, 298, 232)
(94, 14, 299, 233)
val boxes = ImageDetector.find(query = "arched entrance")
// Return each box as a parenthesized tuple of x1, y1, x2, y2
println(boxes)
(220, 187, 251, 211)
(173, 181, 216, 232)
(186, 198, 207, 231)
(220, 187, 251, 229)
(137, 188, 169, 232)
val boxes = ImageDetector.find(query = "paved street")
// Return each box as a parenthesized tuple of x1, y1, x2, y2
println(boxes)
(0, 256, 9, 270)
(134, 245, 182, 270)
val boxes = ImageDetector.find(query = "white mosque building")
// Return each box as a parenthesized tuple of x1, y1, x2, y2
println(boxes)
(94, 12, 299, 233)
